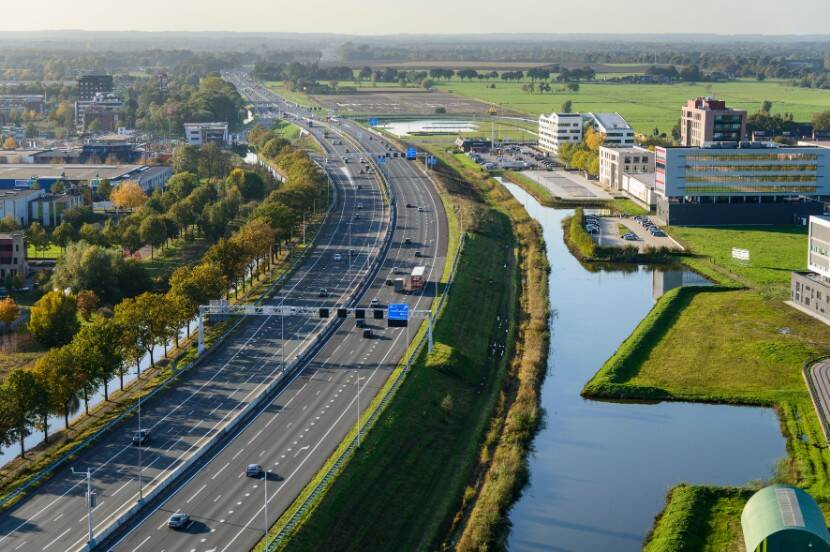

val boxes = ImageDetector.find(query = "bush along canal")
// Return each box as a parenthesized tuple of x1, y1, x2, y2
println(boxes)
(501, 181, 786, 552)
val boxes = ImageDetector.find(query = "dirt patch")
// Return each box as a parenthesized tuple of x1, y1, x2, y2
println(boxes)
(312, 89, 521, 117)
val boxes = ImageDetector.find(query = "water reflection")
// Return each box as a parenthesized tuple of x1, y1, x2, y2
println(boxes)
(501, 181, 785, 552)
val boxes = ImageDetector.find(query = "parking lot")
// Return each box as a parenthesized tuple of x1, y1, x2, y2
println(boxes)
(588, 215, 682, 251)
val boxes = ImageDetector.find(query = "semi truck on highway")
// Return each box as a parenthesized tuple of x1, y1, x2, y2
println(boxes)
(394, 266, 426, 293)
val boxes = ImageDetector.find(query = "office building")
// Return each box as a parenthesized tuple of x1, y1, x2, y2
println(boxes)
(0, 188, 47, 227)
(184, 122, 230, 146)
(680, 97, 747, 146)
(791, 216, 830, 324)
(537, 112, 582, 154)
(0, 233, 27, 280)
(586, 113, 635, 147)
(599, 146, 654, 191)
(654, 143, 830, 225)
(77, 75, 113, 102)
(75, 92, 123, 133)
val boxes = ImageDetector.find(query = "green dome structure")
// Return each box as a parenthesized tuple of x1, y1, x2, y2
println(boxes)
(741, 484, 830, 552)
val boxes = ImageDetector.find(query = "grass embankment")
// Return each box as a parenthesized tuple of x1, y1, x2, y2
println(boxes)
(581, 224, 830, 550)
(562, 207, 673, 264)
(276, 148, 548, 552)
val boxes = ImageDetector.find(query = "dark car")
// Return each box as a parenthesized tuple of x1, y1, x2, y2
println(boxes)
(132, 429, 150, 446)
(363, 328, 374, 338)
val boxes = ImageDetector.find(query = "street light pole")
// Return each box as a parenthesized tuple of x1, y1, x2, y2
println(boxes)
(72, 467, 94, 547)
(263, 470, 269, 538)
(355, 369, 361, 448)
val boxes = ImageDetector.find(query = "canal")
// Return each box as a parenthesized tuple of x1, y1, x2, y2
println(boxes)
(502, 182, 786, 551)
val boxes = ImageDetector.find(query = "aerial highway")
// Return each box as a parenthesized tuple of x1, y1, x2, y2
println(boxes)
(0, 97, 392, 551)
(101, 75, 449, 551)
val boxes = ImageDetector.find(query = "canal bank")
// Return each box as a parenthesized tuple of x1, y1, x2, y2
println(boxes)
(501, 182, 787, 552)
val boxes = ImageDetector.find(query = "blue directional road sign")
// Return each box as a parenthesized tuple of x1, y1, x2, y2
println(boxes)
(369, 117, 379, 127)
(387, 303, 409, 327)
(376, 155, 386, 164)
(426, 155, 438, 168)
(406, 147, 417, 160)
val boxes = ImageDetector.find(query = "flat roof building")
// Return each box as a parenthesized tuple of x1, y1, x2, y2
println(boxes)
(654, 143, 830, 225)
(538, 112, 583, 155)
(77, 75, 113, 102)
(184, 122, 229, 146)
(0, 164, 171, 192)
(681, 97, 747, 147)
(0, 233, 27, 280)
(599, 146, 654, 192)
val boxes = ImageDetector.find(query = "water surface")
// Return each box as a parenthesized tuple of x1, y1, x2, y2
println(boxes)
(503, 182, 786, 552)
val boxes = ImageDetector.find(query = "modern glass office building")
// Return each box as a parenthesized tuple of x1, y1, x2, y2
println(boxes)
(655, 143, 830, 225)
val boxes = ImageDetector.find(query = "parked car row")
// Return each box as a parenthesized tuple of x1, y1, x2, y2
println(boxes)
(584, 213, 601, 235)
(634, 216, 667, 238)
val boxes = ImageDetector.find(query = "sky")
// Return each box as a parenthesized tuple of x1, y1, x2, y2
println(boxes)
(1, 0, 829, 35)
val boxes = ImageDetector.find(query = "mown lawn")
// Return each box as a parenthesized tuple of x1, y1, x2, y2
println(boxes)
(670, 225, 806, 297)
(436, 79, 830, 134)
(26, 243, 62, 259)
(142, 238, 211, 287)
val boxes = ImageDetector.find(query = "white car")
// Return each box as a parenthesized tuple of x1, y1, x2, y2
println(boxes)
(334, 253, 342, 261)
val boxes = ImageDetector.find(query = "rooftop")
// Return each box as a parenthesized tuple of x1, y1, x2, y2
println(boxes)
(0, 164, 146, 181)
(588, 112, 633, 131)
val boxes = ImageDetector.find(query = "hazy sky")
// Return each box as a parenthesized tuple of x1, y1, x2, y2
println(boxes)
(2, 0, 829, 35)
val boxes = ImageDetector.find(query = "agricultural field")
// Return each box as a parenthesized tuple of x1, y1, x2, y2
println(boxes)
(434, 79, 830, 134)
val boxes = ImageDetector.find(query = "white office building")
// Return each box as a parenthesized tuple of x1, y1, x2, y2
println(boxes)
(184, 122, 230, 146)
(599, 146, 654, 191)
(538, 112, 583, 154)
(586, 113, 635, 147)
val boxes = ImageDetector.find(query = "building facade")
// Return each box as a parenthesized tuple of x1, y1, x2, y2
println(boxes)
(654, 144, 830, 225)
(680, 97, 747, 146)
(537, 112, 582, 154)
(77, 75, 113, 102)
(586, 113, 635, 147)
(791, 217, 830, 324)
(75, 92, 123, 133)
(0, 233, 27, 280)
(184, 122, 230, 146)
(598, 146, 654, 191)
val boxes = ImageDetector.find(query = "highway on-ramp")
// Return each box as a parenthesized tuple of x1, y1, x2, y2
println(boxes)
(0, 109, 391, 551)
(101, 75, 449, 552)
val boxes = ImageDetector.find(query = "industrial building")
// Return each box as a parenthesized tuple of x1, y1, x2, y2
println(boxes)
(0, 164, 171, 192)
(680, 97, 747, 146)
(0, 233, 28, 280)
(654, 143, 830, 225)
(741, 484, 830, 552)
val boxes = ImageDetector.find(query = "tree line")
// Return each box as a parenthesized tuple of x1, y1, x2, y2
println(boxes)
(0, 134, 328, 458)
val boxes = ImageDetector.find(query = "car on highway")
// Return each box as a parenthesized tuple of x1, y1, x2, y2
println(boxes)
(363, 328, 374, 338)
(319, 288, 329, 297)
(414, 251, 422, 257)
(350, 249, 356, 256)
(392, 266, 401, 274)
(356, 318, 365, 328)
(333, 253, 342, 261)
(168, 512, 190, 530)
(406, 203, 415, 208)
(132, 429, 150, 446)
(371, 297, 380, 306)
(417, 207, 425, 212)
(404, 237, 412, 244)
(246, 464, 263, 477)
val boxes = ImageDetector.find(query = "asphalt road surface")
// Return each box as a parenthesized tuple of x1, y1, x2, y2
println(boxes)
(101, 76, 448, 552)
(0, 92, 394, 551)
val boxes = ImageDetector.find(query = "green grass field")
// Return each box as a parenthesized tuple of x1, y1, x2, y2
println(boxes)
(26, 243, 62, 259)
(435, 79, 830, 134)
(670, 225, 807, 297)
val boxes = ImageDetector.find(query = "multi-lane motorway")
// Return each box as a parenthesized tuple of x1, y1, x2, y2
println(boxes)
(0, 74, 448, 552)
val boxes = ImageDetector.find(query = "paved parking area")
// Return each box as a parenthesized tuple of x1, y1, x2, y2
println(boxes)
(593, 216, 682, 251)
(523, 170, 613, 201)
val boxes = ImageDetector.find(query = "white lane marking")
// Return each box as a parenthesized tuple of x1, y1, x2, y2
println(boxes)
(14, 541, 27, 550)
(293, 445, 310, 458)
(42, 527, 71, 550)
(186, 484, 207, 504)
(52, 513, 63, 522)
(130, 535, 152, 551)
(211, 462, 230, 480)
(231, 449, 244, 461)
(111, 479, 134, 497)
